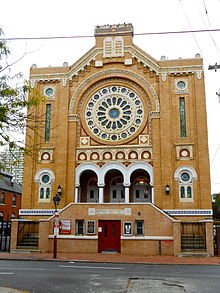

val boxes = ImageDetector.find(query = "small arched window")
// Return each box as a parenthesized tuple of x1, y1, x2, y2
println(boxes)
(174, 166, 197, 202)
(34, 168, 55, 202)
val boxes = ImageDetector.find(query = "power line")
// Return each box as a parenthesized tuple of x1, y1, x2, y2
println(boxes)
(1, 28, 220, 41)
(179, 0, 206, 62)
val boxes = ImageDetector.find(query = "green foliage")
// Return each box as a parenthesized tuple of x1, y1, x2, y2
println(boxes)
(0, 28, 44, 168)
(212, 193, 220, 220)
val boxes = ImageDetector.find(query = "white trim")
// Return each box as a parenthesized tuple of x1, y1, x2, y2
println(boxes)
(164, 209, 213, 216)
(19, 209, 58, 216)
(174, 166, 198, 181)
(48, 235, 173, 240)
(48, 235, 98, 239)
(121, 236, 173, 240)
(34, 168, 55, 183)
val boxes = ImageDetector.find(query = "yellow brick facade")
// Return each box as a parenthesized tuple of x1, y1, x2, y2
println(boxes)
(12, 24, 213, 256)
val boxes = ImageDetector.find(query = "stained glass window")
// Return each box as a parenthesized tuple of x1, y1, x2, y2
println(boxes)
(179, 98, 186, 137)
(45, 104, 51, 142)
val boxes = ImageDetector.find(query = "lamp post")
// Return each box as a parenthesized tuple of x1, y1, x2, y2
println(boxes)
(53, 187, 61, 259)
(165, 184, 170, 195)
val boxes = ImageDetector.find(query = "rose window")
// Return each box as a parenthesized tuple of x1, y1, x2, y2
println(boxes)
(85, 86, 144, 142)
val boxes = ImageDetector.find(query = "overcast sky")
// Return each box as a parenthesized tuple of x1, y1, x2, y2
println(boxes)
(1, 0, 220, 193)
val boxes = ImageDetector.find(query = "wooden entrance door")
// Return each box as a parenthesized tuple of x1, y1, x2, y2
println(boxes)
(98, 220, 121, 253)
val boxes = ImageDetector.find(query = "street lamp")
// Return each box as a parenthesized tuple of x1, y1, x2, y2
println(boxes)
(53, 188, 61, 259)
(165, 184, 170, 195)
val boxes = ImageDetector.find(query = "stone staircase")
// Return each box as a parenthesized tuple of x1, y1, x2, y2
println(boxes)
(179, 234, 210, 257)
(16, 232, 39, 250)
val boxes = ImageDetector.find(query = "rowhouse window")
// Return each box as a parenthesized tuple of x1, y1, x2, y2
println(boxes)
(12, 195, 16, 206)
(0, 212, 3, 221)
(179, 97, 187, 137)
(76, 220, 84, 235)
(0, 193, 5, 205)
(135, 220, 144, 236)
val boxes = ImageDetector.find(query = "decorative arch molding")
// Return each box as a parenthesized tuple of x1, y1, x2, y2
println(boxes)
(174, 165, 198, 181)
(68, 68, 160, 118)
(34, 168, 55, 183)
(126, 162, 154, 185)
(75, 163, 100, 185)
(75, 161, 154, 186)
(100, 162, 127, 185)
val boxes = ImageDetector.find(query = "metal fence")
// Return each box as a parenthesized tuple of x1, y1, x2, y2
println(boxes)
(0, 221, 11, 252)
(181, 222, 206, 251)
(17, 221, 39, 248)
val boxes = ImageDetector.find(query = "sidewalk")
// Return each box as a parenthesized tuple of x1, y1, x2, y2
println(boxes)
(0, 251, 220, 265)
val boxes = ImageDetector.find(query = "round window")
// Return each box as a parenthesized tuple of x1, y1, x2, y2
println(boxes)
(41, 174, 50, 184)
(45, 88, 54, 96)
(180, 172, 190, 182)
(177, 81, 186, 90)
(85, 85, 144, 142)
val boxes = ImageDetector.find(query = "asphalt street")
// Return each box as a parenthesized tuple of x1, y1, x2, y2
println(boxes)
(0, 260, 219, 292)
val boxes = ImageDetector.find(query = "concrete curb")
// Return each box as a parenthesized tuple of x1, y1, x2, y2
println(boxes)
(0, 256, 220, 265)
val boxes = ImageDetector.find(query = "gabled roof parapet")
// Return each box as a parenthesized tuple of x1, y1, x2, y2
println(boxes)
(95, 23, 133, 36)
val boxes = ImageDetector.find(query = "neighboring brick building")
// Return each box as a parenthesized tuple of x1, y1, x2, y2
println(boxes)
(0, 149, 24, 184)
(0, 173, 22, 221)
(11, 24, 213, 256)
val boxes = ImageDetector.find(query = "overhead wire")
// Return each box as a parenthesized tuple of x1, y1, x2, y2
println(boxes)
(211, 144, 220, 166)
(1, 29, 220, 42)
(196, 0, 220, 56)
(179, 0, 207, 63)
(202, 0, 211, 25)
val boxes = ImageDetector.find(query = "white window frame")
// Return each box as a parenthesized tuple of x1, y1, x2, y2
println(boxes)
(86, 220, 96, 234)
(174, 166, 197, 203)
(76, 220, 84, 235)
(135, 220, 144, 236)
(123, 221, 132, 236)
(34, 168, 55, 202)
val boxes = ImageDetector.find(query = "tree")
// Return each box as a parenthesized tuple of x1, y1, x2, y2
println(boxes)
(0, 28, 44, 170)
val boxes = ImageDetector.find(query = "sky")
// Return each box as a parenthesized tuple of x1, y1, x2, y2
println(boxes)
(1, 0, 220, 193)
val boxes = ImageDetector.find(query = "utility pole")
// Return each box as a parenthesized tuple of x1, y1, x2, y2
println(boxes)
(216, 89, 220, 103)
(208, 63, 220, 102)
(208, 63, 220, 72)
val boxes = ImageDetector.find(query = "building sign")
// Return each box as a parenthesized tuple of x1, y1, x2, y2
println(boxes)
(88, 208, 131, 216)
(124, 222, 132, 235)
(59, 220, 71, 234)
(54, 215, 59, 236)
(86, 220, 96, 234)
(19, 209, 59, 216)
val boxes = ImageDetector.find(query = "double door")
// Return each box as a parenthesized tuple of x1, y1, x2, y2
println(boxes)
(98, 220, 121, 253)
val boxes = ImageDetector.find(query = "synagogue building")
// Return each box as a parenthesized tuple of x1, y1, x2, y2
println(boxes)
(11, 24, 213, 256)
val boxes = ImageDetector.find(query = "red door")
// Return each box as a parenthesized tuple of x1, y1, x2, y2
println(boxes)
(98, 220, 121, 253)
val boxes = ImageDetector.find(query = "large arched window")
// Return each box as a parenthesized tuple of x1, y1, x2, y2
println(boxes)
(174, 166, 197, 202)
(34, 168, 55, 202)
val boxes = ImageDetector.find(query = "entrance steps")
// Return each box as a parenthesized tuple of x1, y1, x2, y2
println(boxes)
(178, 251, 211, 257)
(101, 249, 118, 254)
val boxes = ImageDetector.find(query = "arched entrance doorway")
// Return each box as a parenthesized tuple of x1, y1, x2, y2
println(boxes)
(130, 169, 152, 203)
